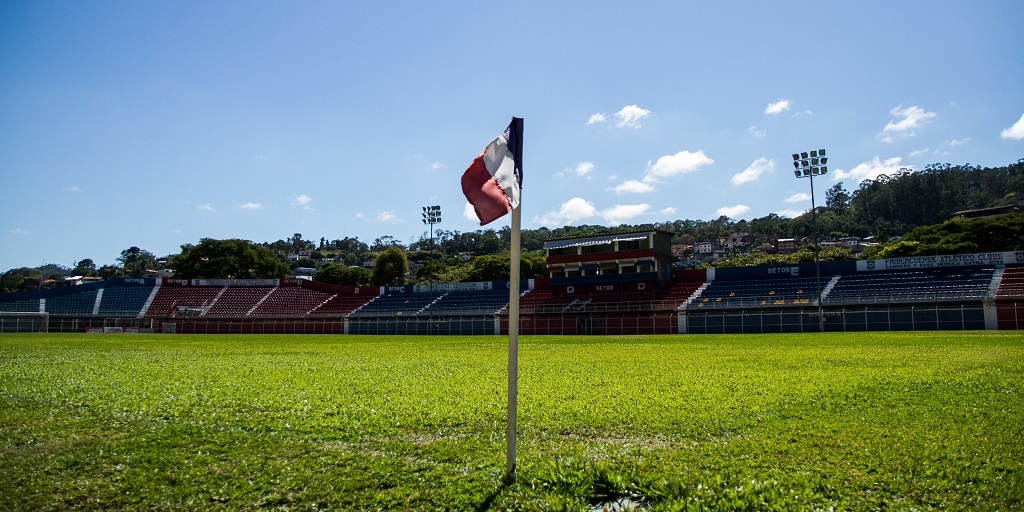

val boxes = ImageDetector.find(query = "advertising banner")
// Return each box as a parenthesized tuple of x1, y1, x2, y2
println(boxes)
(857, 251, 1024, 271)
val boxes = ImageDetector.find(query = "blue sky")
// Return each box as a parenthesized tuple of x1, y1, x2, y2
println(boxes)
(2, 1, 1023, 271)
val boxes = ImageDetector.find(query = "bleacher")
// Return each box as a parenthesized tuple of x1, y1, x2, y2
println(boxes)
(690, 276, 823, 309)
(518, 279, 701, 314)
(44, 290, 98, 316)
(349, 292, 437, 317)
(824, 266, 996, 304)
(996, 265, 1024, 298)
(203, 287, 275, 317)
(146, 286, 223, 318)
(426, 289, 509, 315)
(309, 293, 375, 316)
(250, 286, 335, 317)
(0, 299, 39, 313)
(97, 283, 155, 317)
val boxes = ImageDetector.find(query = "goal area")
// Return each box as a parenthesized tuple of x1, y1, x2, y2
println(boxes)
(0, 312, 49, 333)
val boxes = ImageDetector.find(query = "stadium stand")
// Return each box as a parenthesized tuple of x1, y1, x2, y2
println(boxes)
(309, 293, 374, 316)
(824, 266, 996, 304)
(3, 251, 1023, 334)
(44, 290, 98, 316)
(996, 265, 1024, 298)
(97, 282, 155, 317)
(250, 286, 335, 317)
(426, 289, 509, 315)
(146, 286, 223, 318)
(0, 299, 40, 313)
(349, 291, 437, 317)
(203, 286, 275, 317)
(690, 276, 824, 308)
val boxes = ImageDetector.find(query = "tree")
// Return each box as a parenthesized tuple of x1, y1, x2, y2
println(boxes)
(1, 267, 42, 293)
(174, 239, 290, 279)
(314, 263, 372, 287)
(73, 259, 98, 277)
(371, 235, 403, 252)
(464, 253, 548, 282)
(373, 247, 408, 286)
(825, 182, 851, 213)
(118, 246, 157, 278)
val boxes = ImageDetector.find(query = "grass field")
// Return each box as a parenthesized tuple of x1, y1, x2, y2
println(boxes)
(1, 332, 1022, 510)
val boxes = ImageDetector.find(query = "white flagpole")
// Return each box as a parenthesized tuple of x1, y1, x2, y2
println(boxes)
(505, 202, 521, 484)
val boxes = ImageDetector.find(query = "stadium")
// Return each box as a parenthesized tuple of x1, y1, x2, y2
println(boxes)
(3, 229, 1022, 335)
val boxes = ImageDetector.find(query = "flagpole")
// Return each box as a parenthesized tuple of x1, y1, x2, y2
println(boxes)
(506, 202, 521, 484)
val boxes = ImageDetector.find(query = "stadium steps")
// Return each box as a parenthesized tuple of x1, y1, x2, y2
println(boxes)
(307, 294, 338, 315)
(683, 282, 709, 309)
(988, 267, 1005, 299)
(246, 286, 278, 316)
(201, 287, 230, 317)
(93, 288, 104, 315)
(417, 291, 449, 314)
(820, 275, 841, 302)
(139, 281, 161, 318)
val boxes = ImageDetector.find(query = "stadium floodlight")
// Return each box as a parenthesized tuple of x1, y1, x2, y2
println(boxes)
(791, 147, 829, 331)
(422, 204, 442, 299)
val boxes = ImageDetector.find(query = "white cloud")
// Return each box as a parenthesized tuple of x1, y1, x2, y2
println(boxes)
(908, 148, 931, 157)
(793, 110, 814, 117)
(292, 194, 313, 206)
(764, 99, 792, 115)
(776, 209, 806, 218)
(240, 202, 263, 210)
(430, 162, 447, 171)
(659, 207, 677, 216)
(1000, 114, 1024, 140)
(535, 197, 598, 226)
(748, 125, 766, 138)
(463, 202, 478, 222)
(832, 156, 907, 184)
(587, 113, 607, 125)
(731, 157, 774, 185)
(647, 150, 714, 180)
(947, 137, 970, 147)
(10, 227, 30, 235)
(613, 105, 651, 128)
(879, 105, 936, 142)
(609, 179, 655, 194)
(198, 204, 216, 212)
(376, 211, 397, 222)
(784, 192, 810, 203)
(66, 185, 79, 193)
(601, 204, 651, 225)
(574, 162, 595, 176)
(715, 204, 750, 218)
(355, 212, 365, 219)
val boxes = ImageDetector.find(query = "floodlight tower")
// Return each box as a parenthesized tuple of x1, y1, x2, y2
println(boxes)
(421, 205, 442, 297)
(792, 149, 827, 332)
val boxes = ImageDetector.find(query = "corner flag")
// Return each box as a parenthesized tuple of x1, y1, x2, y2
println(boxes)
(461, 118, 523, 225)
(460, 117, 524, 484)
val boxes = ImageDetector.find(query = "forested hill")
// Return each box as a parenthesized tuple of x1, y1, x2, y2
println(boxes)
(849, 159, 1024, 234)
(526, 158, 1024, 248)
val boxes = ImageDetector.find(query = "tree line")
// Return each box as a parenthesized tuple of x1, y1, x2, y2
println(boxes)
(3, 158, 1023, 294)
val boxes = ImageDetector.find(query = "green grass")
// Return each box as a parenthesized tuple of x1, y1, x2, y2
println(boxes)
(1, 332, 1022, 510)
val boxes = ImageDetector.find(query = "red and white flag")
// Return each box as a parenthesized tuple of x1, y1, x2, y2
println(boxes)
(461, 118, 523, 225)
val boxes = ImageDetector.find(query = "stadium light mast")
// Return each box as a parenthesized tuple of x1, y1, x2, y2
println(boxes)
(422, 205, 442, 301)
(792, 149, 827, 332)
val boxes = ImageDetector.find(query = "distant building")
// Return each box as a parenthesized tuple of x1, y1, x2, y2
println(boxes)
(950, 201, 1023, 221)
(776, 238, 796, 253)
(543, 229, 675, 281)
